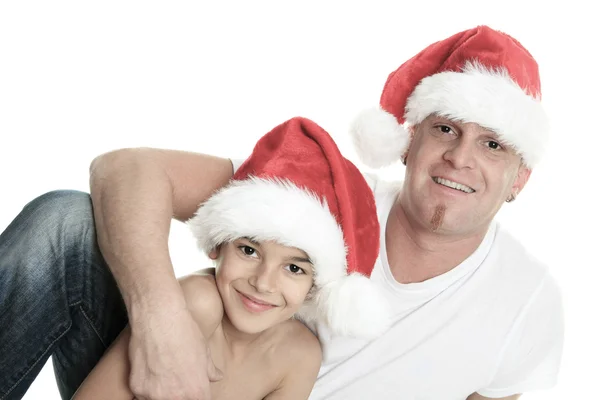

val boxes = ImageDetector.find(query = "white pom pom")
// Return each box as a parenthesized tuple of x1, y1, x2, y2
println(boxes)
(349, 107, 411, 168)
(318, 273, 393, 338)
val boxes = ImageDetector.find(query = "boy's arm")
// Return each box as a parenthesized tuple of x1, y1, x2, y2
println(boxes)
(264, 329, 322, 400)
(72, 327, 133, 400)
(178, 271, 224, 338)
(89, 148, 233, 399)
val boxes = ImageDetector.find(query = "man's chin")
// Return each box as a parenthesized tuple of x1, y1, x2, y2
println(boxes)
(429, 204, 446, 232)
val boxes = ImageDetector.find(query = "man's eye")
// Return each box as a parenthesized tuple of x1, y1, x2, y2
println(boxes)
(486, 140, 503, 150)
(434, 125, 456, 136)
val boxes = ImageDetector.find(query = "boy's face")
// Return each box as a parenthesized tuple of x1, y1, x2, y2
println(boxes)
(213, 238, 314, 335)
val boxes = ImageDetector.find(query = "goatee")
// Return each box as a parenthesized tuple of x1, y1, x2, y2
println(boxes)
(430, 205, 446, 232)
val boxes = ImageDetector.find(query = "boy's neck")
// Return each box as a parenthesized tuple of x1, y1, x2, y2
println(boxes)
(220, 314, 265, 358)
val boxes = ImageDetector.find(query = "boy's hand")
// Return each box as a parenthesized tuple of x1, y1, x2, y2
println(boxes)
(128, 307, 223, 400)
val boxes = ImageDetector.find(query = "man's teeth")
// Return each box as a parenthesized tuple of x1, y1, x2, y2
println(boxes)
(433, 177, 475, 193)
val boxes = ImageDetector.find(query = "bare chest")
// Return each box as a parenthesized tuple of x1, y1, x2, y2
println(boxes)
(208, 335, 282, 400)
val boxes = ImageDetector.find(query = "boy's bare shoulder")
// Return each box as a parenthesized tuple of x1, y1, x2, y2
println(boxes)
(263, 319, 322, 399)
(282, 318, 320, 345)
(273, 318, 322, 366)
(178, 269, 224, 338)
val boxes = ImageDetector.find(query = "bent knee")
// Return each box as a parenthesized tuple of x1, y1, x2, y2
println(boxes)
(21, 190, 95, 235)
(26, 190, 92, 216)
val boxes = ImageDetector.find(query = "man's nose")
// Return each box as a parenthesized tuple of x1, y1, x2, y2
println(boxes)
(443, 137, 476, 169)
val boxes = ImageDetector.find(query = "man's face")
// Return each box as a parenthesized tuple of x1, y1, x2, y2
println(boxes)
(213, 239, 314, 335)
(399, 115, 531, 237)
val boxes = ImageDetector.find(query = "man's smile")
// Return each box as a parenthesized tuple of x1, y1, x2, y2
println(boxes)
(432, 177, 476, 194)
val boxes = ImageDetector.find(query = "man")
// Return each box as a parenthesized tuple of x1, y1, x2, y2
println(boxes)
(0, 25, 562, 400)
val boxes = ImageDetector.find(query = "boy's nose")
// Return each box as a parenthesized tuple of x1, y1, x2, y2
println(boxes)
(249, 263, 277, 294)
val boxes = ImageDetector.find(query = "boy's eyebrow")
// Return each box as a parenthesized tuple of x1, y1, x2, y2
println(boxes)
(290, 256, 313, 265)
(242, 237, 261, 247)
(240, 237, 312, 264)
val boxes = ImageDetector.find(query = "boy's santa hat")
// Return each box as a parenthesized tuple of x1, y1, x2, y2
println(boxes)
(188, 117, 392, 338)
(351, 25, 549, 169)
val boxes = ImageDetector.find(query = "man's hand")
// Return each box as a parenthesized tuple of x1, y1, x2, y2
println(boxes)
(128, 307, 223, 400)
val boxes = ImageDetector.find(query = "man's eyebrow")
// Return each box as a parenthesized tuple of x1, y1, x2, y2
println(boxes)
(482, 128, 500, 137)
(485, 132, 508, 144)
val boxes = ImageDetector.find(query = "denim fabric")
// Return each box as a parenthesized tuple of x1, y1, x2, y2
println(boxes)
(0, 191, 127, 400)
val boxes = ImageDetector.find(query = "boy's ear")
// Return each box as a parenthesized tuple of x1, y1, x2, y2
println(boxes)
(208, 245, 221, 260)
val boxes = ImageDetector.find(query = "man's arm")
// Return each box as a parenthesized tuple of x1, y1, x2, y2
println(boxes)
(467, 394, 520, 400)
(72, 274, 225, 400)
(89, 147, 233, 399)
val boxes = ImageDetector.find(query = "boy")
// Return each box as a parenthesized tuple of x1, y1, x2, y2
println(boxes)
(72, 117, 392, 399)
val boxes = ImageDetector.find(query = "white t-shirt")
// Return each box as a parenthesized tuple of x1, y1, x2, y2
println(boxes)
(230, 160, 564, 399)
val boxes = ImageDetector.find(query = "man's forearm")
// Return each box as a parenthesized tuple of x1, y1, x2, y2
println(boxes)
(89, 149, 186, 323)
(88, 148, 233, 399)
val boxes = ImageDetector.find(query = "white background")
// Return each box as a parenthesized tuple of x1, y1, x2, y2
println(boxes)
(1, 1, 596, 399)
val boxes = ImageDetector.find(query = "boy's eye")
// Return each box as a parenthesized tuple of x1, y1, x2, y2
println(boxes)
(285, 264, 305, 275)
(239, 245, 257, 257)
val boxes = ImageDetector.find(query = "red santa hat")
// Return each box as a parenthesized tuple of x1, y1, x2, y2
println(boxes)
(351, 25, 549, 169)
(187, 117, 392, 338)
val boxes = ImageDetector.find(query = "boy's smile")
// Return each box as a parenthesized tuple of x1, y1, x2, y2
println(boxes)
(235, 289, 279, 313)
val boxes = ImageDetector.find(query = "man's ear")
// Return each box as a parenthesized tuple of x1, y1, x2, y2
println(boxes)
(513, 164, 532, 194)
(402, 125, 417, 165)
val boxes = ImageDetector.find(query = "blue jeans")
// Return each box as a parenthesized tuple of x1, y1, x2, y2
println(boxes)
(0, 190, 128, 400)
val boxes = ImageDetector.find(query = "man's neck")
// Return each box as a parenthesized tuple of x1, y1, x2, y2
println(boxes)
(385, 200, 489, 284)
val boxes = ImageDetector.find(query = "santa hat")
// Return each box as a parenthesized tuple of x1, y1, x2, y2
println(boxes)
(187, 117, 392, 338)
(351, 25, 549, 169)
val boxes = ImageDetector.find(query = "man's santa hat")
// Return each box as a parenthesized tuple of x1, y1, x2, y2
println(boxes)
(187, 117, 392, 338)
(351, 25, 549, 169)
